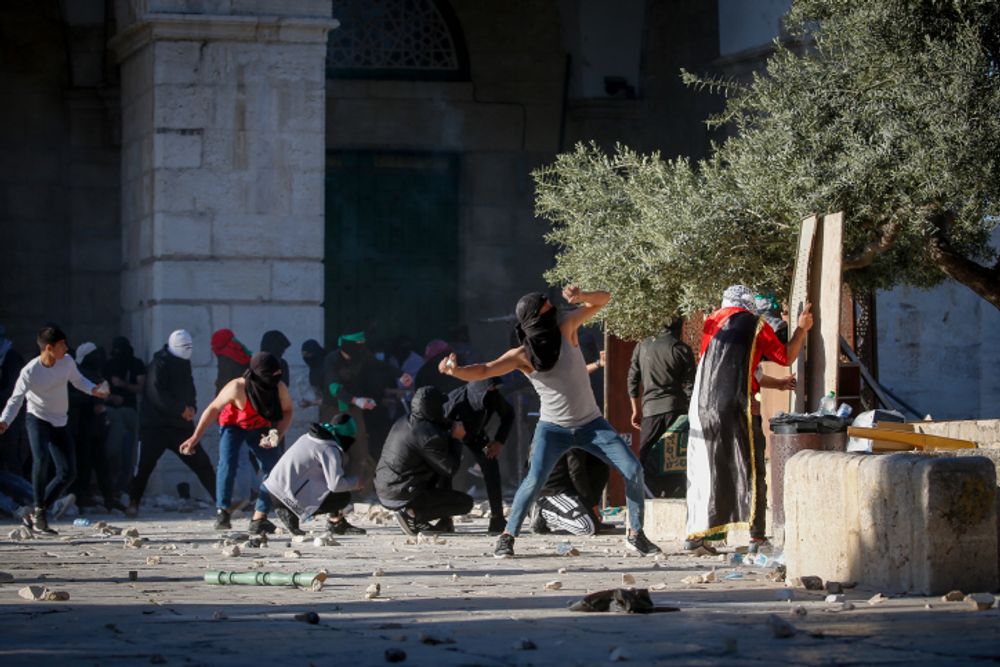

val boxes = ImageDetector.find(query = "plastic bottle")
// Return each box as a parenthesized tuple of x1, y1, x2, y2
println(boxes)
(836, 402, 853, 418)
(819, 391, 837, 415)
(73, 517, 92, 527)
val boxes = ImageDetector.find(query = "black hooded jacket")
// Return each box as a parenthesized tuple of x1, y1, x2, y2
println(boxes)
(142, 346, 197, 432)
(444, 379, 513, 447)
(260, 330, 291, 384)
(374, 387, 459, 505)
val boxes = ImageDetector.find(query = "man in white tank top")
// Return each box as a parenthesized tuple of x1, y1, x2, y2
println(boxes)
(439, 285, 661, 558)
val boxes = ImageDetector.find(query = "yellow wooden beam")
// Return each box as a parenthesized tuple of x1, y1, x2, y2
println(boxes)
(847, 426, 977, 451)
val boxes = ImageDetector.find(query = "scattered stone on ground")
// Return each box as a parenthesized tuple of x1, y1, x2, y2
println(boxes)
(942, 590, 965, 602)
(793, 576, 824, 590)
(544, 580, 563, 591)
(868, 593, 889, 605)
(365, 583, 381, 599)
(220, 545, 241, 558)
(18, 585, 70, 601)
(621, 573, 636, 585)
(965, 593, 994, 611)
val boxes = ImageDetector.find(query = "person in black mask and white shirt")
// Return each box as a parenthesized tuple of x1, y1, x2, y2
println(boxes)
(439, 286, 661, 558)
(264, 413, 367, 536)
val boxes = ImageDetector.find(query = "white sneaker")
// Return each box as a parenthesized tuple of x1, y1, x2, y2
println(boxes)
(50, 493, 76, 519)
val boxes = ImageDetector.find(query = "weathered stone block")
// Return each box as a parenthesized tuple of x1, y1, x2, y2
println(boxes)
(785, 450, 998, 595)
(154, 83, 214, 128)
(152, 260, 271, 301)
(270, 261, 323, 303)
(154, 130, 203, 168)
(152, 212, 212, 257)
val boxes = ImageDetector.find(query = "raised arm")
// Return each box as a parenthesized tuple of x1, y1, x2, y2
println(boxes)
(784, 303, 814, 363)
(438, 346, 532, 381)
(275, 382, 294, 438)
(559, 286, 610, 336)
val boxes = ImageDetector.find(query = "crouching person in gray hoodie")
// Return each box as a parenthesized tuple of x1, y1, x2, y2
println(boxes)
(262, 414, 367, 536)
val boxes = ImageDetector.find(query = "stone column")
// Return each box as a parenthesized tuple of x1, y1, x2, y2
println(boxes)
(111, 1, 336, 383)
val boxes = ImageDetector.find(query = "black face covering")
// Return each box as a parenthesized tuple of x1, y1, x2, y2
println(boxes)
(301, 339, 325, 389)
(244, 351, 283, 423)
(514, 292, 561, 372)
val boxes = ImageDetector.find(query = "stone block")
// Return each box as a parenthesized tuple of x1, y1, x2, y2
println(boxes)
(212, 213, 321, 257)
(152, 260, 271, 302)
(785, 450, 998, 595)
(642, 497, 762, 545)
(153, 83, 214, 128)
(270, 260, 323, 303)
(153, 42, 204, 85)
(152, 212, 213, 257)
(154, 130, 203, 168)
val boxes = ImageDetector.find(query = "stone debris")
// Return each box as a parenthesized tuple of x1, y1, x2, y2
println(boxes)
(384, 648, 407, 663)
(825, 602, 855, 613)
(241, 536, 267, 549)
(294, 611, 320, 624)
(681, 575, 703, 585)
(291, 535, 309, 544)
(259, 428, 280, 449)
(513, 638, 537, 650)
(868, 593, 888, 605)
(544, 580, 563, 591)
(965, 593, 995, 611)
(792, 606, 807, 617)
(450, 573, 459, 581)
(123, 536, 147, 549)
(941, 590, 965, 602)
(122, 528, 140, 538)
(313, 535, 339, 547)
(557, 567, 568, 575)
(0, 572, 14, 584)
(621, 573, 636, 585)
(96, 525, 122, 536)
(609, 646, 630, 661)
(692, 546, 716, 557)
(766, 567, 786, 583)
(220, 545, 241, 558)
(18, 585, 69, 601)
(161, 544, 178, 551)
(8, 527, 33, 541)
(653, 553, 667, 562)
(825, 581, 843, 594)
(824, 594, 846, 603)
(419, 633, 455, 645)
(212, 610, 227, 620)
(555, 542, 579, 556)
(145, 556, 162, 566)
(793, 576, 824, 590)
(682, 570, 717, 585)
(775, 589, 795, 602)
(365, 583, 381, 599)
(372, 568, 385, 577)
(416, 533, 446, 545)
(310, 578, 325, 592)
(767, 614, 796, 639)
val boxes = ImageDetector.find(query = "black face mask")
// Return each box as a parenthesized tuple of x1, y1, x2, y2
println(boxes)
(514, 292, 562, 372)
(243, 352, 283, 422)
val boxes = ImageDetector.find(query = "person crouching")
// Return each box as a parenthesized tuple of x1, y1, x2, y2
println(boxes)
(375, 386, 472, 536)
(263, 414, 366, 536)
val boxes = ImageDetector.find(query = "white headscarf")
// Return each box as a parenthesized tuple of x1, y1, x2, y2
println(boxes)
(721, 285, 756, 312)
(74, 342, 98, 365)
(168, 330, 193, 360)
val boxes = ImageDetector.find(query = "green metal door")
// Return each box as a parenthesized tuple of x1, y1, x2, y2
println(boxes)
(324, 151, 459, 349)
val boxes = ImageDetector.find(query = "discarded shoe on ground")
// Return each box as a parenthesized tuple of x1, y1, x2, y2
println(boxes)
(568, 588, 679, 614)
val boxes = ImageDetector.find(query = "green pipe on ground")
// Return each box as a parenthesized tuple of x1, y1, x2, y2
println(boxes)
(204, 570, 325, 587)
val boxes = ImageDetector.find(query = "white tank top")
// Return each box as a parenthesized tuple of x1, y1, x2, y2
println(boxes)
(527, 336, 601, 428)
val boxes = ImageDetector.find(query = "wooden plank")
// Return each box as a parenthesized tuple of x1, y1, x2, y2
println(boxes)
(805, 212, 844, 412)
(847, 426, 977, 450)
(789, 215, 818, 412)
(604, 331, 638, 506)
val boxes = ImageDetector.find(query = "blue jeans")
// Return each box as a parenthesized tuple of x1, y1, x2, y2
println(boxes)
(25, 414, 76, 509)
(505, 417, 645, 536)
(0, 471, 33, 514)
(216, 426, 281, 514)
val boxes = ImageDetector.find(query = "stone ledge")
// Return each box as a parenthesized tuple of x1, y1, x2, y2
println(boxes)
(111, 13, 339, 63)
(785, 450, 998, 595)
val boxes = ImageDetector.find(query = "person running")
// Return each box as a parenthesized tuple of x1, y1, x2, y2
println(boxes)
(443, 378, 513, 535)
(0, 325, 109, 534)
(264, 414, 366, 536)
(439, 286, 661, 558)
(180, 351, 293, 534)
(374, 386, 472, 536)
(127, 330, 216, 516)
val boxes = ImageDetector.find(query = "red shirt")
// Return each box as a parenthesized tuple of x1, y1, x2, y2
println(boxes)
(218, 398, 270, 431)
(701, 307, 788, 395)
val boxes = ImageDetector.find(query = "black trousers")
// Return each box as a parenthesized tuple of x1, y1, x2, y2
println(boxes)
(129, 426, 216, 504)
(73, 412, 116, 507)
(637, 410, 684, 498)
(750, 415, 767, 539)
(25, 414, 75, 509)
(463, 438, 503, 519)
(406, 487, 473, 524)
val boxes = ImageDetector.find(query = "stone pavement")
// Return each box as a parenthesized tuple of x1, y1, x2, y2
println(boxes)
(1, 506, 998, 666)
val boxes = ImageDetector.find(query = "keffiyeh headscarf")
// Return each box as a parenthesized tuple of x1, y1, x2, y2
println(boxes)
(721, 285, 757, 312)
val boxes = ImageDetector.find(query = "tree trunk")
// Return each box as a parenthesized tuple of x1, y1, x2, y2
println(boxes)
(926, 212, 1000, 311)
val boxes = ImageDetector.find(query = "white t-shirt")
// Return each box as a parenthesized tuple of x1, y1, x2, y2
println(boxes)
(0, 356, 96, 427)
